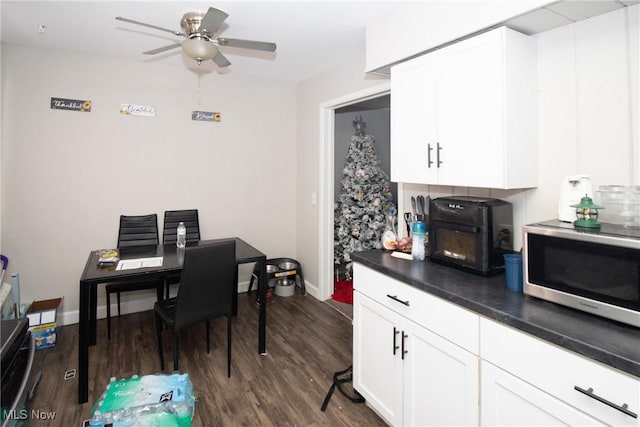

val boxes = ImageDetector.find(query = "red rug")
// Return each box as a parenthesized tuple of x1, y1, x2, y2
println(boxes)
(332, 279, 353, 305)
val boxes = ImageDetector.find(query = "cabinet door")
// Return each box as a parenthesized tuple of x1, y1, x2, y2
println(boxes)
(435, 30, 504, 188)
(390, 27, 536, 189)
(481, 318, 640, 426)
(353, 291, 403, 426)
(390, 54, 439, 185)
(403, 320, 479, 426)
(481, 361, 604, 426)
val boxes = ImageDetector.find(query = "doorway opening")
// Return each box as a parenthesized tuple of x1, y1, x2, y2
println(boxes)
(318, 82, 391, 302)
(334, 95, 396, 215)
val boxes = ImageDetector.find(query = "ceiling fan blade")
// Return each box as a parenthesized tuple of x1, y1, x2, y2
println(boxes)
(115, 16, 185, 37)
(212, 51, 232, 68)
(217, 38, 276, 52)
(143, 43, 182, 55)
(199, 7, 229, 35)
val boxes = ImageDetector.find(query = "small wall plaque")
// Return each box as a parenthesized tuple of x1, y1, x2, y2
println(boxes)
(51, 97, 91, 112)
(120, 103, 155, 117)
(192, 110, 221, 122)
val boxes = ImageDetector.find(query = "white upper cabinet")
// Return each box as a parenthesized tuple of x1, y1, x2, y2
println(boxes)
(390, 26, 537, 189)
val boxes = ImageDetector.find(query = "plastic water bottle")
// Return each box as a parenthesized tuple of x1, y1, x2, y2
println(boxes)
(411, 221, 426, 261)
(176, 222, 186, 248)
(381, 207, 398, 251)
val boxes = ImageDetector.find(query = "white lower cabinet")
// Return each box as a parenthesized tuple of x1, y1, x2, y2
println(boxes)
(480, 319, 640, 426)
(353, 264, 479, 426)
(402, 319, 479, 427)
(481, 360, 603, 426)
(353, 291, 403, 425)
(353, 263, 640, 426)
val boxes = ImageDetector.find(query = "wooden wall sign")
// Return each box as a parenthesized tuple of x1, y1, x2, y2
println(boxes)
(51, 97, 92, 112)
(192, 111, 221, 122)
(120, 104, 155, 117)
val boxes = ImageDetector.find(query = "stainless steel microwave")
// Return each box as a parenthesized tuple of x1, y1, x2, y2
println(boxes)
(523, 220, 640, 328)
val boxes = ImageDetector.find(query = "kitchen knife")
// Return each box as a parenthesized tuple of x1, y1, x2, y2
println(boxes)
(404, 212, 412, 236)
(411, 196, 417, 217)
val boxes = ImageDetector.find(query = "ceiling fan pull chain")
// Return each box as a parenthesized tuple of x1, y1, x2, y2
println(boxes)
(197, 71, 202, 105)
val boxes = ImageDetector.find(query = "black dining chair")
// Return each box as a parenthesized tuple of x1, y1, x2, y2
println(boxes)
(105, 213, 163, 340)
(162, 209, 201, 298)
(163, 209, 201, 244)
(154, 241, 236, 375)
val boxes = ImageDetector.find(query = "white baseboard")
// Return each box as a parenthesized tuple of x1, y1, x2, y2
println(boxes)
(59, 280, 318, 326)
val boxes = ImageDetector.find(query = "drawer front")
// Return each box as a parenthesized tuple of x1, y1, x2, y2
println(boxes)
(481, 360, 604, 426)
(481, 318, 640, 426)
(354, 263, 479, 354)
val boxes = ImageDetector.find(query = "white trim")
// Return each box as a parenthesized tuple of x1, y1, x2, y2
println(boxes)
(397, 183, 407, 238)
(318, 82, 391, 301)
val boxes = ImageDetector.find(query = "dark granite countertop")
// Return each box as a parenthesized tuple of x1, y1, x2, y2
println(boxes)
(352, 249, 640, 378)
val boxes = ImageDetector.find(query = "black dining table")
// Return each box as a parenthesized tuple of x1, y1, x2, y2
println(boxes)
(77, 237, 267, 404)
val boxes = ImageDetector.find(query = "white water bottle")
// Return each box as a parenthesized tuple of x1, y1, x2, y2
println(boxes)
(176, 222, 186, 248)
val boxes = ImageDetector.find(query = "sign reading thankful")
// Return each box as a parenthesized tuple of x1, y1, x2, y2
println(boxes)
(120, 104, 156, 117)
(51, 97, 92, 112)
(191, 110, 221, 122)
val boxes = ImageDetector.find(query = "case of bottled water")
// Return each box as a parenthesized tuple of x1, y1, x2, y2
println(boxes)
(88, 373, 195, 426)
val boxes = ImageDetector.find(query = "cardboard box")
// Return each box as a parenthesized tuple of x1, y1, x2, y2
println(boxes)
(26, 297, 62, 350)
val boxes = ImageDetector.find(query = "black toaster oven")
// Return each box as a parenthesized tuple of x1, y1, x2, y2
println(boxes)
(428, 196, 513, 276)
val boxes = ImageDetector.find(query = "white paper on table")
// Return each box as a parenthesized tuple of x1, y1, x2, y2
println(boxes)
(116, 257, 163, 271)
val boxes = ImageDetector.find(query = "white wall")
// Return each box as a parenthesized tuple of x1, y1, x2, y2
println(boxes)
(365, 0, 553, 72)
(1, 45, 297, 323)
(296, 55, 388, 296)
(399, 5, 639, 250)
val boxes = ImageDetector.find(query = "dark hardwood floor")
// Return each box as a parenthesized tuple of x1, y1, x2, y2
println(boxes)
(28, 292, 386, 426)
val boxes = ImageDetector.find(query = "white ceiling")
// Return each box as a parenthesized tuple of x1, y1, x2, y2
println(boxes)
(0, 1, 402, 83)
(504, 0, 638, 35)
(3, 1, 637, 83)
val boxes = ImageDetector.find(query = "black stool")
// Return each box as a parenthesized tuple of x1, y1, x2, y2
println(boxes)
(248, 257, 306, 296)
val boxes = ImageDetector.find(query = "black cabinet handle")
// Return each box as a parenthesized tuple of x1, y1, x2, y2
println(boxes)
(386, 294, 410, 306)
(574, 386, 638, 418)
(436, 142, 443, 167)
(427, 143, 434, 168)
(401, 332, 408, 360)
(393, 327, 399, 355)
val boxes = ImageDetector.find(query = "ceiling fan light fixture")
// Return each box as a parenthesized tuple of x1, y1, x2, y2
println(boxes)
(117, 7, 275, 69)
(182, 37, 218, 63)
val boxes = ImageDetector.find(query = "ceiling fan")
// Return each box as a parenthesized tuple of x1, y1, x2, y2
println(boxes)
(115, 7, 276, 67)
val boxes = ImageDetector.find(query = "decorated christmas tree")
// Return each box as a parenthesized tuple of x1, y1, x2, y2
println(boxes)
(334, 116, 395, 280)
